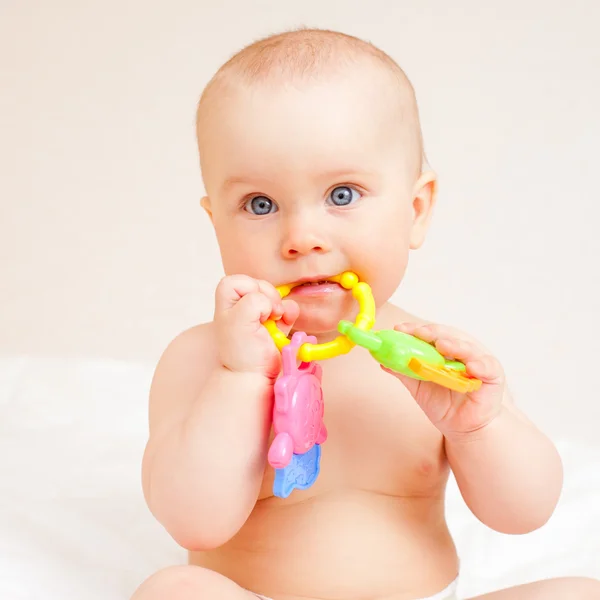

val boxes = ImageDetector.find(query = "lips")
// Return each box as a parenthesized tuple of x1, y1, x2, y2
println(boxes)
(297, 280, 331, 287)
(287, 277, 344, 297)
(292, 274, 338, 286)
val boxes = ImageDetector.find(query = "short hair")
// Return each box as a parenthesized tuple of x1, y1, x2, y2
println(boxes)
(197, 28, 425, 173)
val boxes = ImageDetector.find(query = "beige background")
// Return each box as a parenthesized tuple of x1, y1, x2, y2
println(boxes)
(1, 0, 599, 441)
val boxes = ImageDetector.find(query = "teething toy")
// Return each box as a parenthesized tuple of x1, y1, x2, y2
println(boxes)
(268, 332, 327, 498)
(337, 321, 482, 394)
(273, 445, 321, 499)
(263, 271, 376, 362)
(262, 270, 481, 497)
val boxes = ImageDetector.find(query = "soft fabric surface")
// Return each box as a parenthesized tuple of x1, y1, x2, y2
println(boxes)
(0, 357, 598, 600)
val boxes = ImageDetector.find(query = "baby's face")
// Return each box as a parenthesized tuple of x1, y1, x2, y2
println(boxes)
(200, 66, 431, 335)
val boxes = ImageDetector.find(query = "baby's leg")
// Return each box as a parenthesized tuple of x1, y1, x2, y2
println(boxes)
(131, 566, 260, 600)
(468, 576, 600, 599)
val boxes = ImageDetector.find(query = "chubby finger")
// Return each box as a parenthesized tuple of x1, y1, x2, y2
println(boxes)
(395, 323, 486, 355)
(216, 275, 260, 312)
(465, 354, 504, 384)
(380, 364, 421, 396)
(215, 275, 282, 316)
(255, 279, 285, 319)
(276, 299, 300, 335)
(395, 322, 441, 344)
(395, 322, 462, 344)
(233, 291, 275, 326)
(395, 322, 419, 335)
(433, 337, 482, 363)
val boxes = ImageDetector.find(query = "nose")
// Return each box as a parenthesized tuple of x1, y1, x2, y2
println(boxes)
(281, 212, 330, 259)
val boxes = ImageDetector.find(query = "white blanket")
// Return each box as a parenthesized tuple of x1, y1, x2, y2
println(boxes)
(0, 357, 598, 599)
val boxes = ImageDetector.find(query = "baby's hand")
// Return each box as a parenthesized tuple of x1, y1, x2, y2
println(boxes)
(384, 323, 507, 439)
(214, 275, 299, 380)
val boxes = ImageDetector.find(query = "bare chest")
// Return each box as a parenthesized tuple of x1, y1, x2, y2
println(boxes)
(260, 351, 448, 499)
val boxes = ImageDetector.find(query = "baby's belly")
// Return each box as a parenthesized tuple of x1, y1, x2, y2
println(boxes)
(191, 489, 459, 600)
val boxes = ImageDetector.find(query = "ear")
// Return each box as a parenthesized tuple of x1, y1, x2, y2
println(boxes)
(200, 196, 213, 223)
(408, 171, 437, 250)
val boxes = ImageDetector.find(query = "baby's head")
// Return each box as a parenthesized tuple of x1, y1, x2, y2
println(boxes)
(198, 29, 436, 335)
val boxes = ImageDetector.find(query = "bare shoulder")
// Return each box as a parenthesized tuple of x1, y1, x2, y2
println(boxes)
(148, 322, 220, 437)
(382, 303, 486, 346)
(377, 302, 429, 329)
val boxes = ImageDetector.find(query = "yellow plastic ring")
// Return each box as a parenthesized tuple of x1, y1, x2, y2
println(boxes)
(263, 271, 375, 362)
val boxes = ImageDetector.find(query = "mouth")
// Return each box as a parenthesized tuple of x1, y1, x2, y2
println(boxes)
(293, 274, 340, 286)
(296, 278, 335, 287)
(288, 276, 344, 297)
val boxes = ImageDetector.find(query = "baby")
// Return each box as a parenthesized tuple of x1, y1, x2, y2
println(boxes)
(132, 29, 599, 600)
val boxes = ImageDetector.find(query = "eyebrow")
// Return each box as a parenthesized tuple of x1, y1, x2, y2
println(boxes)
(221, 168, 377, 193)
(220, 176, 272, 194)
(315, 168, 378, 183)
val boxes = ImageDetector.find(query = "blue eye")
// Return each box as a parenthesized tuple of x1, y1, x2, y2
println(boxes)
(328, 186, 361, 207)
(244, 196, 278, 215)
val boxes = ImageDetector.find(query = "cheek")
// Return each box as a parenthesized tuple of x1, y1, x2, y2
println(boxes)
(358, 248, 409, 307)
(214, 219, 274, 276)
(348, 206, 412, 304)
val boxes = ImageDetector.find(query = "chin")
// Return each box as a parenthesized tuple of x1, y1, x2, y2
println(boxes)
(292, 313, 339, 338)
(291, 293, 357, 338)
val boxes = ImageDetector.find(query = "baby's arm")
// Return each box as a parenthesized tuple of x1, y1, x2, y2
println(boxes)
(445, 400, 563, 534)
(390, 322, 563, 535)
(142, 276, 298, 551)
(142, 327, 274, 550)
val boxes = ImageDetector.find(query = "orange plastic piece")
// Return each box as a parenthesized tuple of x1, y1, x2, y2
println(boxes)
(408, 358, 483, 394)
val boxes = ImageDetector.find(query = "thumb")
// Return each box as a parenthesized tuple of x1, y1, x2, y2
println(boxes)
(275, 299, 300, 336)
(380, 364, 421, 397)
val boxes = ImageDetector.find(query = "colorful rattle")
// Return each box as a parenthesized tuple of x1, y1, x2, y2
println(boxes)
(263, 271, 375, 361)
(268, 332, 326, 498)
(263, 271, 481, 498)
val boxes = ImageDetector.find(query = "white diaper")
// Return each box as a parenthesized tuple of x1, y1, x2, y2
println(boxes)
(415, 576, 459, 600)
(254, 577, 459, 600)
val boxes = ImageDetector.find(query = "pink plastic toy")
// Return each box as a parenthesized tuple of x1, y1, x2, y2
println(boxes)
(268, 332, 327, 473)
